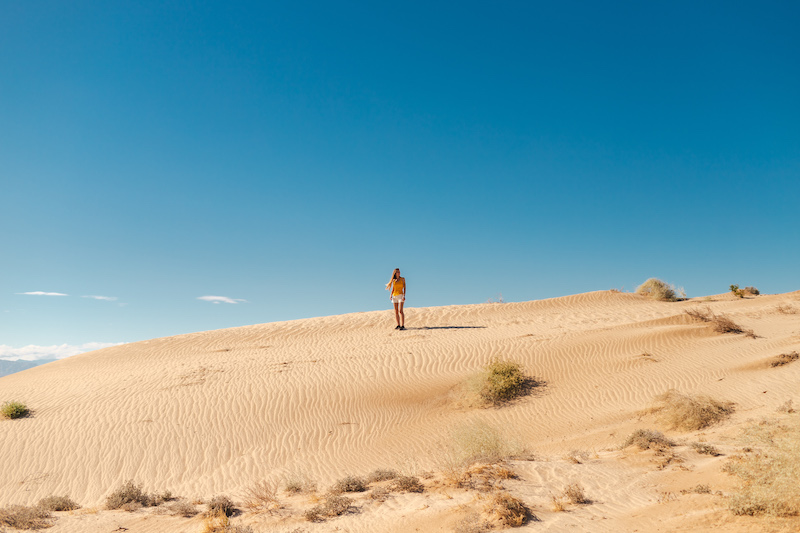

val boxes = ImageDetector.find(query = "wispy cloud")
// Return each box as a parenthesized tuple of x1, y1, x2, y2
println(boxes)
(16, 291, 68, 296)
(0, 342, 124, 362)
(82, 295, 118, 301)
(197, 295, 247, 304)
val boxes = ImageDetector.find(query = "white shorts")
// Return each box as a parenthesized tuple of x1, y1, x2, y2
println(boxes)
(391, 294, 405, 304)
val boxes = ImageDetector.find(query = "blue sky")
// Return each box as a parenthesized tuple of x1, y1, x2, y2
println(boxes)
(2, 1, 798, 359)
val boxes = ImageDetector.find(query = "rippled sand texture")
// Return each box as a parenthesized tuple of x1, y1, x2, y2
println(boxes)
(1, 290, 799, 532)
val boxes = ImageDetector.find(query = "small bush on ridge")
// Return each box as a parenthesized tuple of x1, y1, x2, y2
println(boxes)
(636, 278, 678, 301)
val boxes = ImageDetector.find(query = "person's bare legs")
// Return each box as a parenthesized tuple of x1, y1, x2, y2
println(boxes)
(394, 302, 401, 327)
(398, 300, 405, 328)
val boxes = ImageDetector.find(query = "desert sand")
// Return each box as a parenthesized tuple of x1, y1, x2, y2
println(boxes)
(1, 289, 799, 532)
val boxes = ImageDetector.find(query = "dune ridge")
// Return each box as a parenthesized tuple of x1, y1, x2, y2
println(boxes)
(1, 289, 799, 532)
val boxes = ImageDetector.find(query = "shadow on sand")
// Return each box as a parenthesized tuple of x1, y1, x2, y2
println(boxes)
(404, 326, 487, 330)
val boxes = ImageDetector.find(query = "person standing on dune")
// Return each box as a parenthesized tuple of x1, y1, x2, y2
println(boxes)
(385, 268, 406, 330)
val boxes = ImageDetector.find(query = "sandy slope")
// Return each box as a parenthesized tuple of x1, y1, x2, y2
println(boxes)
(1, 290, 799, 532)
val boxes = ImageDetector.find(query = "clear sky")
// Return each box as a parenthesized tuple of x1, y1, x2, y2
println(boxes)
(2, 1, 798, 360)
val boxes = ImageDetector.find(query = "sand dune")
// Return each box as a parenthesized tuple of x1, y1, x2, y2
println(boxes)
(1, 290, 799, 532)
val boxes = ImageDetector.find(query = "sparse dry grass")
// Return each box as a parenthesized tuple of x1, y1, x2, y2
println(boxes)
(636, 278, 678, 301)
(38, 496, 80, 512)
(725, 419, 800, 517)
(168, 500, 198, 517)
(775, 304, 798, 314)
(284, 472, 316, 494)
(649, 390, 734, 431)
(1, 400, 29, 419)
(242, 481, 280, 513)
(623, 429, 674, 450)
(0, 505, 53, 530)
(454, 512, 491, 533)
(564, 450, 590, 464)
(304, 494, 352, 522)
(771, 352, 799, 367)
(684, 307, 755, 337)
(446, 419, 525, 470)
(106, 480, 155, 510)
(485, 492, 532, 527)
(201, 509, 253, 533)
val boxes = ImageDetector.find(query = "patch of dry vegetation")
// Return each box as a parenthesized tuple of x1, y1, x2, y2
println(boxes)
(330, 475, 367, 494)
(467, 360, 536, 406)
(684, 307, 755, 337)
(389, 476, 424, 493)
(37, 496, 80, 512)
(201, 509, 253, 533)
(365, 469, 398, 483)
(551, 483, 591, 511)
(771, 352, 799, 367)
(439, 419, 527, 482)
(775, 304, 798, 314)
(485, 492, 532, 527)
(284, 472, 316, 494)
(0, 504, 53, 530)
(242, 481, 280, 514)
(623, 429, 674, 450)
(105, 480, 171, 511)
(167, 500, 198, 517)
(691, 442, 722, 456)
(636, 278, 679, 301)
(725, 419, 800, 517)
(649, 390, 734, 431)
(304, 494, 352, 522)
(446, 462, 517, 492)
(206, 495, 236, 518)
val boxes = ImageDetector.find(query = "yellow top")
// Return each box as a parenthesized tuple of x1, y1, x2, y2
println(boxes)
(391, 277, 405, 296)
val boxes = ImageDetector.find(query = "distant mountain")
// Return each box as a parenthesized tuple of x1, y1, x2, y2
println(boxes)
(0, 359, 57, 378)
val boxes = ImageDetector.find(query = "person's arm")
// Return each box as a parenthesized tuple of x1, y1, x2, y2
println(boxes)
(403, 279, 406, 300)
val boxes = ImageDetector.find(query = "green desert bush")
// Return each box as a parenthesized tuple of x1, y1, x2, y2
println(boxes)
(623, 429, 674, 450)
(330, 475, 366, 493)
(470, 360, 531, 406)
(649, 390, 734, 431)
(0, 504, 53, 530)
(636, 278, 678, 301)
(725, 420, 800, 516)
(38, 495, 80, 512)
(1, 400, 29, 419)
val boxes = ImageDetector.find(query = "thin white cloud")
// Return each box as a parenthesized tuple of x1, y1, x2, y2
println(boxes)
(16, 291, 68, 296)
(82, 295, 118, 301)
(0, 342, 124, 362)
(197, 295, 247, 304)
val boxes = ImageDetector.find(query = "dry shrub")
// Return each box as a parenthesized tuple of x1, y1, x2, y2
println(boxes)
(441, 419, 526, 481)
(775, 304, 798, 315)
(448, 463, 517, 492)
(330, 475, 366, 493)
(684, 307, 754, 336)
(623, 429, 674, 450)
(202, 509, 253, 533)
(564, 450, 590, 464)
(778, 400, 795, 414)
(743, 286, 760, 296)
(206, 495, 236, 517)
(650, 390, 734, 431)
(368, 486, 389, 502)
(636, 278, 678, 301)
(0, 505, 53, 529)
(242, 481, 279, 513)
(304, 494, 352, 522)
(486, 492, 532, 527)
(725, 420, 800, 516)
(1, 400, 29, 419)
(106, 480, 154, 510)
(38, 495, 79, 512)
(551, 495, 566, 512)
(771, 352, 799, 367)
(390, 476, 424, 493)
(681, 484, 712, 495)
(691, 442, 722, 456)
(366, 469, 398, 483)
(168, 500, 198, 517)
(562, 483, 590, 504)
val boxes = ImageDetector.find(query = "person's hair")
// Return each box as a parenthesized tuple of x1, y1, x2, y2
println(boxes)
(386, 268, 400, 289)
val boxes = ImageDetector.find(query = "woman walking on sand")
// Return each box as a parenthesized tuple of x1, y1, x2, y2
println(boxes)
(385, 268, 406, 330)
